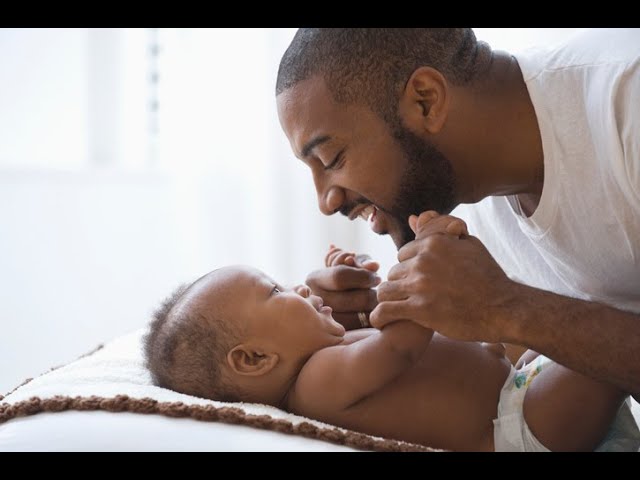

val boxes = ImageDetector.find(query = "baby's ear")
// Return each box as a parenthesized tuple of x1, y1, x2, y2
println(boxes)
(227, 344, 279, 377)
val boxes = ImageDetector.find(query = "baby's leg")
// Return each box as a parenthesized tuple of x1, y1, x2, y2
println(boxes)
(522, 355, 625, 451)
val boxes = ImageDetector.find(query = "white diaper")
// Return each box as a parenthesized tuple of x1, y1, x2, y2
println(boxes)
(493, 355, 640, 452)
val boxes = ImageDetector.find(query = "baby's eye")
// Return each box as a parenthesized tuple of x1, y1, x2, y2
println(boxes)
(272, 285, 282, 295)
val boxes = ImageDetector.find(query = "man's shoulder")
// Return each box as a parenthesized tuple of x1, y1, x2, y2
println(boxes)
(515, 29, 640, 84)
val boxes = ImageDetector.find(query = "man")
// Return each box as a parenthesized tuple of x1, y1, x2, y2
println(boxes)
(275, 28, 640, 401)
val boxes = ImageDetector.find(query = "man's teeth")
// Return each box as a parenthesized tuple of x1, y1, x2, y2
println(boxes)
(358, 205, 377, 221)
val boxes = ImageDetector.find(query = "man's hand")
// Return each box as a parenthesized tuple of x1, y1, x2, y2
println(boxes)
(369, 211, 518, 343)
(305, 244, 381, 330)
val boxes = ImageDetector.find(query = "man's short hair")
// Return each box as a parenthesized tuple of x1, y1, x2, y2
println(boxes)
(277, 28, 487, 123)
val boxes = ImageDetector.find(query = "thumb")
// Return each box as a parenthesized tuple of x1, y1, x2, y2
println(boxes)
(414, 210, 440, 233)
(369, 303, 403, 330)
(445, 219, 469, 237)
(408, 211, 439, 236)
(408, 215, 418, 235)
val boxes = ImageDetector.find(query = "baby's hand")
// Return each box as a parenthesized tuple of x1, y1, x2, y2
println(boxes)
(408, 211, 469, 239)
(325, 244, 379, 271)
(325, 245, 356, 267)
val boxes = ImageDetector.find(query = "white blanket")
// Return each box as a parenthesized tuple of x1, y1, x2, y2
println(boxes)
(0, 329, 429, 452)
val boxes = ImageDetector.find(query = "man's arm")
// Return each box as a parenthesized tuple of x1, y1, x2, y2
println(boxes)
(294, 321, 433, 411)
(505, 282, 640, 398)
(370, 213, 640, 398)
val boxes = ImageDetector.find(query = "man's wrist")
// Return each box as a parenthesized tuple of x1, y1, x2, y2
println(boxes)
(492, 279, 535, 345)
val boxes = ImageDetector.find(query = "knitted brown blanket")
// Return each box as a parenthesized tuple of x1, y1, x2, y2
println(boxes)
(0, 393, 436, 451)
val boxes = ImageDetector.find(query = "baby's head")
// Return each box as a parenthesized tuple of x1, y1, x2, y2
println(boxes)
(144, 265, 345, 404)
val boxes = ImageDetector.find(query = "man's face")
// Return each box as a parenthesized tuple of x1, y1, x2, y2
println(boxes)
(276, 76, 455, 249)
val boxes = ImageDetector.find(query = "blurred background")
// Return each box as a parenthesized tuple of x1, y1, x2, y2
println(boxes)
(0, 28, 586, 393)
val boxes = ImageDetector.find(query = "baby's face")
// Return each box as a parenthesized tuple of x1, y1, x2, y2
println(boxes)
(195, 266, 346, 358)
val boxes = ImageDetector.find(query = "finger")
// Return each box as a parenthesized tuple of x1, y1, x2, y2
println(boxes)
(327, 249, 341, 266)
(445, 219, 469, 237)
(415, 215, 467, 240)
(386, 261, 411, 281)
(325, 246, 343, 267)
(408, 215, 418, 235)
(414, 215, 453, 238)
(369, 300, 412, 330)
(401, 215, 459, 262)
(376, 279, 410, 303)
(396, 235, 450, 263)
(414, 210, 440, 233)
(329, 251, 355, 267)
(307, 266, 381, 294)
(397, 238, 420, 263)
(353, 253, 380, 272)
(310, 288, 378, 313)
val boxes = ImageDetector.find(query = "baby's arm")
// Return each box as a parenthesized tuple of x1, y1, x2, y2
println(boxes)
(295, 319, 434, 412)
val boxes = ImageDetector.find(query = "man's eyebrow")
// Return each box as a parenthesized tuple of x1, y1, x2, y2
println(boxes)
(301, 135, 331, 158)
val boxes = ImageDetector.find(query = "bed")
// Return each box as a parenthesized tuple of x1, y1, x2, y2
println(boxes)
(2, 328, 639, 451)
(0, 329, 434, 452)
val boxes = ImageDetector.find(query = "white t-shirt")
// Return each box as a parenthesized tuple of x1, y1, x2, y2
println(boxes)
(452, 28, 640, 314)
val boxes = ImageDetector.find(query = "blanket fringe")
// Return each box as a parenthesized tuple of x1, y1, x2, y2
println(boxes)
(0, 394, 438, 452)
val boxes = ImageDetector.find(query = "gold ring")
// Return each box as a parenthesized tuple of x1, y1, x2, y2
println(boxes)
(358, 312, 370, 328)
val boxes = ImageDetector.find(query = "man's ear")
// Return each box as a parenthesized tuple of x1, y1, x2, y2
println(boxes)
(226, 344, 279, 377)
(398, 66, 449, 135)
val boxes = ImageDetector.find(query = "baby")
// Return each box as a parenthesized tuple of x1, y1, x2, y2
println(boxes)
(144, 214, 639, 451)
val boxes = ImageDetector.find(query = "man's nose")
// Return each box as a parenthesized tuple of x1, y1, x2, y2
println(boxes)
(317, 185, 345, 216)
(294, 284, 311, 298)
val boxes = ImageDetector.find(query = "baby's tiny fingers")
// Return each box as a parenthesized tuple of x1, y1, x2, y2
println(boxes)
(354, 254, 380, 272)
(445, 219, 469, 237)
(330, 251, 356, 267)
(325, 246, 344, 267)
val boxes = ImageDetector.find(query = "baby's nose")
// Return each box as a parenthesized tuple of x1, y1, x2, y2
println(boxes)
(294, 284, 311, 298)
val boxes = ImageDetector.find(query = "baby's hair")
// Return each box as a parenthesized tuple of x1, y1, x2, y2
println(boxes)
(143, 278, 242, 402)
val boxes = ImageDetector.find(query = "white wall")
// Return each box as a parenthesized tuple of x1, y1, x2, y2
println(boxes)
(0, 170, 185, 392)
(0, 29, 89, 170)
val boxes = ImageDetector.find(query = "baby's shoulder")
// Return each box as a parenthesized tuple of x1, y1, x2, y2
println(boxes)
(287, 344, 348, 413)
(288, 332, 378, 413)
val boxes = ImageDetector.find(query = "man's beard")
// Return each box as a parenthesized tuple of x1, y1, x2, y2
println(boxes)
(387, 121, 456, 247)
